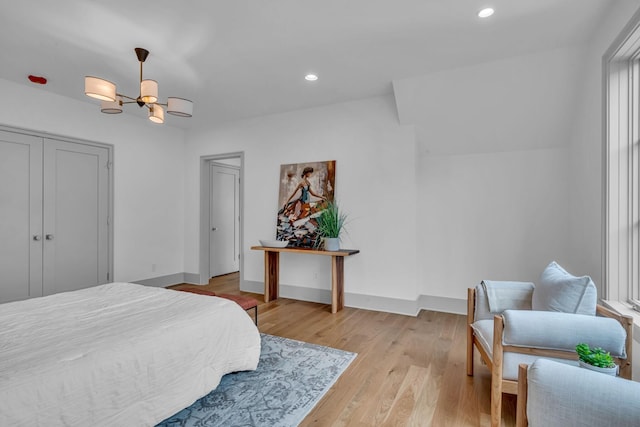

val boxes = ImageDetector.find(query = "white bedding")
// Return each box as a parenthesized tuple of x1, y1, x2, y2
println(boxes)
(0, 283, 261, 426)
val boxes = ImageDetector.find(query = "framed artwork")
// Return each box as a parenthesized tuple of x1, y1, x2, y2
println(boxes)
(277, 160, 336, 248)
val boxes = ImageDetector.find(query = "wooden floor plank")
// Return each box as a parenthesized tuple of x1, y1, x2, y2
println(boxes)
(169, 273, 516, 426)
(382, 365, 432, 426)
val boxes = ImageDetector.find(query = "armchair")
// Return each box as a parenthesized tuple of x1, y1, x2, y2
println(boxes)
(516, 359, 640, 427)
(466, 262, 633, 427)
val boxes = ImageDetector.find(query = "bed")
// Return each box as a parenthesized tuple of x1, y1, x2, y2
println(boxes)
(0, 282, 261, 426)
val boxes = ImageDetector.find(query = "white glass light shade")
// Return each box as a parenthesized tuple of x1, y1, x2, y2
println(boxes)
(100, 96, 123, 114)
(140, 79, 158, 103)
(149, 104, 164, 123)
(85, 76, 116, 101)
(167, 97, 193, 117)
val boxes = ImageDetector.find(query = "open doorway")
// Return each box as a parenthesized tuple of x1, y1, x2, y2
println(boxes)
(199, 152, 244, 287)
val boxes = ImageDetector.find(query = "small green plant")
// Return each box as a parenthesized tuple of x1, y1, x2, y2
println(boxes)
(314, 201, 347, 246)
(575, 343, 616, 368)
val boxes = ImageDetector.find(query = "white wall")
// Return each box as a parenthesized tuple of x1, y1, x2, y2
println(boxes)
(1, 1, 635, 321)
(417, 148, 570, 300)
(392, 47, 583, 302)
(184, 45, 592, 313)
(394, 46, 586, 155)
(185, 96, 419, 308)
(0, 78, 186, 283)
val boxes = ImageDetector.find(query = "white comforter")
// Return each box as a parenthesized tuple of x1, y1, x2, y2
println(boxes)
(0, 283, 261, 426)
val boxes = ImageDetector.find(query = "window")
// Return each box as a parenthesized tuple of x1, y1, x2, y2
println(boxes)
(604, 10, 640, 310)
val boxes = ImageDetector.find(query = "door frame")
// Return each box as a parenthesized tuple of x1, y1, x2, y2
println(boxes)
(199, 152, 244, 285)
(0, 124, 114, 284)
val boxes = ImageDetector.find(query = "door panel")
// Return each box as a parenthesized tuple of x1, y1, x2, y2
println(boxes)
(209, 164, 240, 277)
(43, 139, 109, 295)
(0, 131, 43, 302)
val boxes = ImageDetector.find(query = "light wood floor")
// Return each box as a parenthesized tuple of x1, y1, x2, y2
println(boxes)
(170, 273, 517, 427)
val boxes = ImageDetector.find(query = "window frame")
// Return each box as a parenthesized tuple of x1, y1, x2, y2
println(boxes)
(604, 9, 640, 310)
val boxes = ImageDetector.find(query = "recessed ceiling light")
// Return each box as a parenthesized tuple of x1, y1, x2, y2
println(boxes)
(478, 7, 494, 18)
(305, 74, 318, 82)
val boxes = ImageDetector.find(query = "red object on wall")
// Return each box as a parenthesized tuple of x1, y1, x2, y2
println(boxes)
(28, 75, 47, 85)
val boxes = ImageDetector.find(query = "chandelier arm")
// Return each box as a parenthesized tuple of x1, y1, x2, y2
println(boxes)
(118, 94, 137, 101)
(120, 100, 154, 110)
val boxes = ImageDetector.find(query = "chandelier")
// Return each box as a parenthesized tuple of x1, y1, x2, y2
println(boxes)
(84, 48, 193, 124)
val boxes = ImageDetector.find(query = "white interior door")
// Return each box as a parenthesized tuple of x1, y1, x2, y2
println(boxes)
(0, 131, 43, 302)
(42, 139, 109, 295)
(209, 163, 240, 277)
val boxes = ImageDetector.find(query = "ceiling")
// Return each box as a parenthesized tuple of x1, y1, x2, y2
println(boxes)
(0, 0, 616, 128)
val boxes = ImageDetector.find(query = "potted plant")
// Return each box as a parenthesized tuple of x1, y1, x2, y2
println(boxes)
(575, 343, 618, 376)
(315, 200, 347, 251)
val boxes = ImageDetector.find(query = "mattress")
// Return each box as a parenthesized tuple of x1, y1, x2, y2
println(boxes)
(0, 282, 261, 426)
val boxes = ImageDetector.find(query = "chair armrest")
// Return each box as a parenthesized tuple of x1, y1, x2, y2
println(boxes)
(525, 359, 640, 427)
(502, 310, 627, 358)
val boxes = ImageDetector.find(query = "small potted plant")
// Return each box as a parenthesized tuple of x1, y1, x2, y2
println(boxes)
(575, 343, 618, 376)
(315, 200, 347, 251)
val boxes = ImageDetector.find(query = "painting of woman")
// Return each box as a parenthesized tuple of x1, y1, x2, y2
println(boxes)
(276, 161, 335, 247)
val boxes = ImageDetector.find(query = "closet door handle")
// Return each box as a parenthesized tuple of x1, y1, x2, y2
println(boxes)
(45, 234, 54, 241)
(33, 235, 42, 241)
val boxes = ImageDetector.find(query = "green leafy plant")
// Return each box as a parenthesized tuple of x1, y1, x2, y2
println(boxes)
(314, 201, 347, 245)
(575, 343, 616, 368)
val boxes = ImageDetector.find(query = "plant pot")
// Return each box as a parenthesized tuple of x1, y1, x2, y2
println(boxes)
(579, 360, 618, 376)
(323, 237, 340, 251)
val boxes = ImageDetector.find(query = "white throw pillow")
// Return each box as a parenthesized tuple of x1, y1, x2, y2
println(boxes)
(531, 261, 597, 315)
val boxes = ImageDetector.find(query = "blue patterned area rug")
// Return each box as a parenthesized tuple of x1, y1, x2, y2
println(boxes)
(157, 334, 357, 427)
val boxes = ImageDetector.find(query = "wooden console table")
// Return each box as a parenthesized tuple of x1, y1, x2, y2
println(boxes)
(250, 246, 360, 313)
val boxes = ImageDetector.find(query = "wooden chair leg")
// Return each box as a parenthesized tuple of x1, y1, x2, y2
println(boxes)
(467, 288, 475, 376)
(516, 364, 528, 427)
(491, 315, 505, 427)
(467, 325, 474, 376)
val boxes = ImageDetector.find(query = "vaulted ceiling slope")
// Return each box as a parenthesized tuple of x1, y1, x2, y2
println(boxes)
(0, 0, 615, 127)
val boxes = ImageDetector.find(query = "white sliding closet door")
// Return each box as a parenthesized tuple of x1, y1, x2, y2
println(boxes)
(0, 131, 43, 302)
(43, 139, 109, 295)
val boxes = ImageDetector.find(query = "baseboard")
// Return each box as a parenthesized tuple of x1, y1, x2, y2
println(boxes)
(242, 280, 466, 317)
(242, 280, 263, 293)
(345, 293, 418, 316)
(417, 294, 466, 315)
(133, 273, 187, 288)
(126, 271, 468, 316)
(183, 272, 201, 284)
(242, 280, 331, 304)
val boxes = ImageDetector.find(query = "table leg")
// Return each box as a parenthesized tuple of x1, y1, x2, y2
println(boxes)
(264, 251, 279, 302)
(331, 255, 345, 313)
